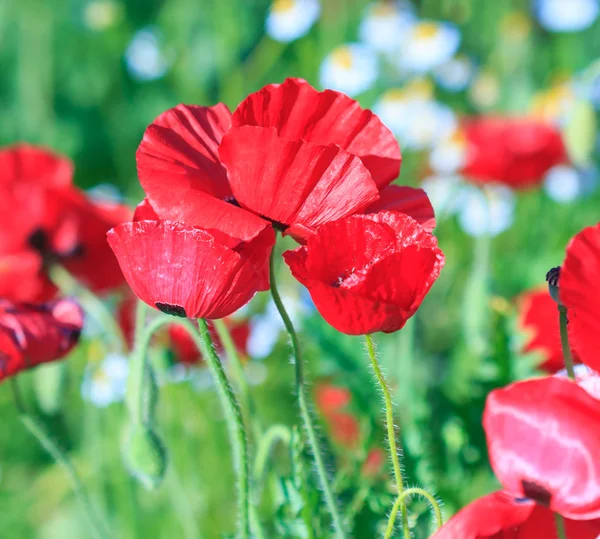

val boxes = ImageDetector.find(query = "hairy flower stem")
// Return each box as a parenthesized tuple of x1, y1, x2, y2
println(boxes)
(554, 513, 568, 539)
(269, 248, 347, 539)
(385, 487, 444, 539)
(558, 306, 576, 380)
(364, 334, 410, 539)
(11, 379, 112, 539)
(180, 318, 250, 539)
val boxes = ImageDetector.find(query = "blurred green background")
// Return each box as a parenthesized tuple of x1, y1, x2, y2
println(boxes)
(2, 0, 600, 537)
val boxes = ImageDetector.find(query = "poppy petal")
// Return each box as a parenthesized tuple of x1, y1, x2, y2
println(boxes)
(560, 223, 600, 371)
(0, 251, 56, 303)
(137, 103, 233, 201)
(0, 144, 73, 188)
(484, 377, 600, 519)
(232, 78, 401, 188)
(107, 220, 272, 319)
(219, 126, 380, 239)
(365, 185, 436, 232)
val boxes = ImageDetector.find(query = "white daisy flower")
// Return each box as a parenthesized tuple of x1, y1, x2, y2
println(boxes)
(358, 1, 415, 54)
(535, 0, 599, 32)
(457, 184, 515, 238)
(266, 0, 320, 43)
(429, 129, 467, 174)
(397, 20, 460, 74)
(320, 43, 378, 96)
(125, 28, 174, 81)
(434, 55, 475, 92)
(375, 86, 456, 150)
(81, 354, 129, 408)
(421, 174, 467, 217)
(83, 0, 123, 31)
(543, 165, 582, 203)
(468, 71, 501, 110)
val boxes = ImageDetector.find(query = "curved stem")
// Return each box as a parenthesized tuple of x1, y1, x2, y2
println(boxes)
(51, 265, 127, 353)
(269, 248, 347, 539)
(253, 424, 292, 482)
(364, 334, 410, 539)
(11, 379, 112, 539)
(558, 306, 575, 380)
(385, 487, 444, 539)
(179, 318, 250, 539)
(554, 512, 568, 539)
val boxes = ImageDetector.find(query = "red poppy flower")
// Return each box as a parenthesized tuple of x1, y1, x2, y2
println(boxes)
(362, 447, 386, 478)
(136, 79, 434, 242)
(483, 377, 600, 519)
(519, 288, 578, 373)
(461, 117, 567, 189)
(560, 223, 600, 372)
(315, 383, 352, 414)
(107, 220, 274, 319)
(315, 383, 360, 448)
(284, 211, 444, 335)
(431, 491, 600, 539)
(0, 298, 83, 382)
(0, 252, 56, 304)
(168, 318, 249, 365)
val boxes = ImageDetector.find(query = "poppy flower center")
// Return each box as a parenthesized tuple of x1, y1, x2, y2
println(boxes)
(259, 216, 289, 233)
(521, 480, 552, 507)
(155, 302, 187, 318)
(546, 266, 560, 288)
(27, 228, 85, 263)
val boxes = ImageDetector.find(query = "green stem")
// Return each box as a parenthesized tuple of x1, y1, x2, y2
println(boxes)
(10, 379, 112, 539)
(364, 335, 410, 539)
(554, 512, 568, 539)
(558, 306, 575, 380)
(253, 424, 292, 482)
(179, 318, 250, 539)
(385, 487, 444, 539)
(269, 249, 347, 539)
(51, 265, 127, 353)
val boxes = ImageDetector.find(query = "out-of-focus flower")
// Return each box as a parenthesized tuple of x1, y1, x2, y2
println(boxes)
(319, 44, 378, 97)
(375, 84, 457, 151)
(434, 54, 476, 92)
(315, 383, 352, 413)
(421, 174, 466, 217)
(457, 184, 515, 238)
(543, 165, 584, 203)
(396, 20, 460, 74)
(431, 490, 600, 539)
(315, 383, 360, 448)
(125, 28, 173, 82)
(284, 211, 444, 335)
(81, 353, 129, 407)
(500, 11, 532, 42)
(358, 1, 415, 53)
(362, 447, 386, 478)
(560, 223, 600, 372)
(265, 0, 320, 43)
(468, 71, 501, 110)
(534, 0, 599, 33)
(519, 288, 578, 373)
(83, 0, 123, 31)
(461, 117, 567, 189)
(429, 129, 467, 174)
(0, 299, 83, 383)
(484, 377, 600, 519)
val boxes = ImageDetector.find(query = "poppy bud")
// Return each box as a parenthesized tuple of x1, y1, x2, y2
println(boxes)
(123, 425, 167, 491)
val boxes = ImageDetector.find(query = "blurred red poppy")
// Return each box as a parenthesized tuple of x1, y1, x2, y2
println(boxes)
(0, 298, 83, 382)
(484, 377, 600, 519)
(284, 211, 444, 335)
(431, 491, 600, 539)
(315, 383, 352, 414)
(168, 318, 249, 365)
(560, 223, 600, 372)
(519, 288, 578, 373)
(361, 447, 386, 478)
(136, 79, 434, 243)
(108, 220, 274, 319)
(461, 117, 567, 189)
(0, 144, 131, 301)
(315, 383, 360, 448)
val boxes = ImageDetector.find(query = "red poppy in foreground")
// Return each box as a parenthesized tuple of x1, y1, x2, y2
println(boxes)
(284, 211, 444, 335)
(431, 490, 600, 539)
(559, 222, 600, 372)
(484, 377, 600, 519)
(0, 298, 84, 382)
(136, 78, 434, 242)
(461, 117, 567, 189)
(519, 288, 578, 373)
(108, 220, 274, 319)
(168, 318, 250, 365)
